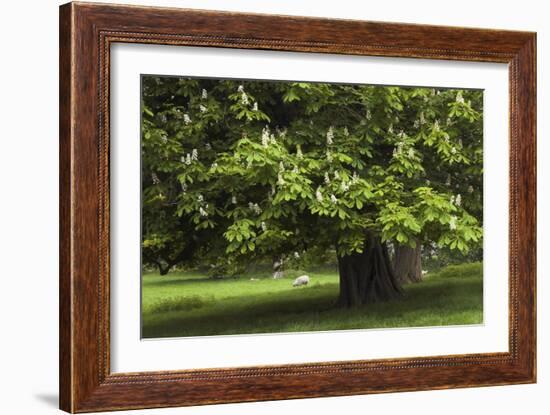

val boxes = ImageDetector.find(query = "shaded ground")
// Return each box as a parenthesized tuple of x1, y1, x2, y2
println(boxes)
(141, 262, 483, 338)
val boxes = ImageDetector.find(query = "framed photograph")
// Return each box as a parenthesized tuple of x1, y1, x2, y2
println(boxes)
(59, 2, 536, 412)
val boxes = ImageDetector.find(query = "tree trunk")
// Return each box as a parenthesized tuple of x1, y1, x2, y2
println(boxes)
(337, 233, 402, 307)
(393, 241, 422, 284)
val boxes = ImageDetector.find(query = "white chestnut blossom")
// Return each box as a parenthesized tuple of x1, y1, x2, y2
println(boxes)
(237, 85, 245, 93)
(292, 166, 299, 174)
(191, 148, 198, 161)
(455, 194, 462, 207)
(197, 194, 204, 203)
(326, 126, 335, 145)
(330, 194, 338, 204)
(277, 172, 285, 186)
(241, 92, 249, 105)
(279, 161, 285, 172)
(420, 112, 426, 125)
(261, 222, 267, 232)
(324, 172, 331, 184)
(316, 187, 323, 202)
(433, 120, 440, 132)
(296, 146, 303, 159)
(160, 134, 167, 144)
(456, 91, 465, 104)
(201, 89, 208, 100)
(180, 182, 187, 192)
(231, 195, 237, 204)
(185, 153, 192, 165)
(445, 174, 451, 186)
(210, 162, 218, 169)
(366, 109, 372, 120)
(183, 113, 191, 125)
(248, 202, 262, 215)
(326, 150, 333, 162)
(151, 173, 160, 185)
(451, 146, 457, 154)
(205, 142, 211, 150)
(340, 181, 350, 192)
(449, 215, 457, 231)
(334, 170, 340, 180)
(407, 148, 415, 158)
(467, 185, 474, 194)
(351, 171, 359, 184)
(388, 124, 394, 134)
(199, 207, 208, 217)
(261, 127, 270, 147)
(343, 127, 349, 136)
(393, 142, 404, 158)
(252, 102, 258, 111)
(199, 104, 207, 113)
(294, 251, 300, 259)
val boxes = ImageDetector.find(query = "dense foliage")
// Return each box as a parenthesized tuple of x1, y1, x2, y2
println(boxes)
(141, 76, 483, 279)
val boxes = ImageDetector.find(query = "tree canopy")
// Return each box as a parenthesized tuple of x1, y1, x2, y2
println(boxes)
(141, 76, 483, 292)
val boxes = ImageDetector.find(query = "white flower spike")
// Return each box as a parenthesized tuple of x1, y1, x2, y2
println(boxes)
(326, 126, 335, 145)
(449, 215, 457, 230)
(316, 187, 323, 202)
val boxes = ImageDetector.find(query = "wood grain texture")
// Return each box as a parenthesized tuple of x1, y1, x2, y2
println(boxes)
(59, 3, 73, 411)
(59, 2, 537, 412)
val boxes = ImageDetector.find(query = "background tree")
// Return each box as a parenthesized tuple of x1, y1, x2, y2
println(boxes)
(141, 76, 483, 306)
(387, 88, 483, 283)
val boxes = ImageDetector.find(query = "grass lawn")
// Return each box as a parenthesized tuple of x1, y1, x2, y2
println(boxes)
(141, 262, 483, 338)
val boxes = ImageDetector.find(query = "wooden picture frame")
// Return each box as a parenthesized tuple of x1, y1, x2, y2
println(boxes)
(59, 2, 536, 412)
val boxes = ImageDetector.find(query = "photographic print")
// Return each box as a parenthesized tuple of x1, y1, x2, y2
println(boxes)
(140, 75, 484, 339)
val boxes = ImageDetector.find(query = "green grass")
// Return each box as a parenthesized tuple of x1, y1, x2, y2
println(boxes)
(141, 262, 483, 338)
